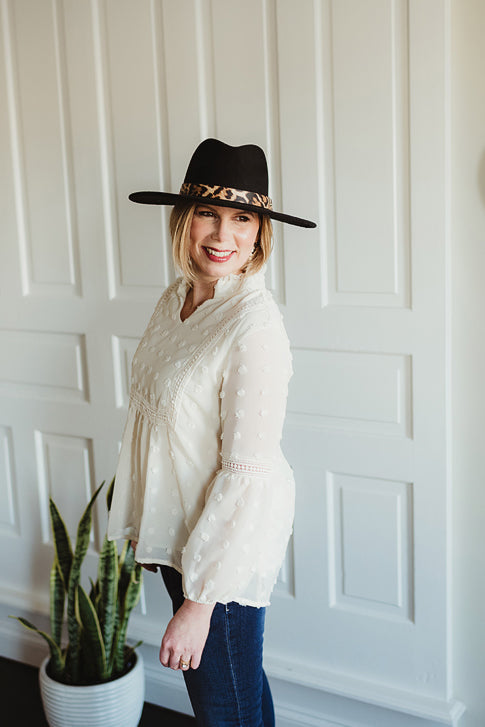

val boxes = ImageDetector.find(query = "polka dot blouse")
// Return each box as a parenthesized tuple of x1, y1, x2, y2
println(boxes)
(108, 268, 295, 607)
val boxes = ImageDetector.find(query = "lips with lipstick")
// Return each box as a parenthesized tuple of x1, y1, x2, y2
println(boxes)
(203, 247, 235, 262)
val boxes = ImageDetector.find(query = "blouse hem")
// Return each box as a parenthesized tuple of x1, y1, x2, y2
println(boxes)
(135, 557, 272, 607)
(107, 531, 136, 542)
(182, 591, 271, 608)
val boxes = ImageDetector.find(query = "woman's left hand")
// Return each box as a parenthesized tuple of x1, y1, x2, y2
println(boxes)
(159, 599, 215, 670)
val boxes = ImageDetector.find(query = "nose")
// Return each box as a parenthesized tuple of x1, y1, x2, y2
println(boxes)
(212, 216, 232, 243)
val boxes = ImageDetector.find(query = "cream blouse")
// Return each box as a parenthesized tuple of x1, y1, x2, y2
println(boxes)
(107, 268, 295, 607)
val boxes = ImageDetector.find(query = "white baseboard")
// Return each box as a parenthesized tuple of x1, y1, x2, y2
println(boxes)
(265, 656, 466, 727)
(0, 596, 465, 727)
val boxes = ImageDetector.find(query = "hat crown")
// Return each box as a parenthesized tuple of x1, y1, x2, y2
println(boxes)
(184, 138, 269, 195)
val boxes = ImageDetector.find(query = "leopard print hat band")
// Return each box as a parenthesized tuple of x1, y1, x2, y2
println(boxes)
(179, 182, 273, 211)
(129, 138, 316, 228)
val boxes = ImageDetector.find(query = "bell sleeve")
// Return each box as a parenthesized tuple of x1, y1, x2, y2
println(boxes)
(181, 321, 294, 606)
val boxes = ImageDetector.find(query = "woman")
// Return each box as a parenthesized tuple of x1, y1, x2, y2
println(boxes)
(108, 138, 315, 726)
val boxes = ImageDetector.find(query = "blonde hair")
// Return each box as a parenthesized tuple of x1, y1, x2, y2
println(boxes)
(169, 201, 273, 284)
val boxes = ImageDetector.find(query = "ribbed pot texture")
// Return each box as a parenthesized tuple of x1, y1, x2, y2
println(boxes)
(39, 653, 145, 727)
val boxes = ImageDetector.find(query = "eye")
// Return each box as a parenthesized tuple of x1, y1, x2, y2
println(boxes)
(196, 207, 215, 217)
(236, 214, 251, 223)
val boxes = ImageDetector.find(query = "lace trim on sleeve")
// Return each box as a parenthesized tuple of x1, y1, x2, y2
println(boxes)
(221, 456, 273, 477)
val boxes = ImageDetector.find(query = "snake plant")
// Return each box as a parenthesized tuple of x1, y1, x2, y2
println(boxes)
(11, 479, 143, 685)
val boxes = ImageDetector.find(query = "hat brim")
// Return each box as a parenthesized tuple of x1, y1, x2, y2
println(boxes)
(128, 191, 316, 229)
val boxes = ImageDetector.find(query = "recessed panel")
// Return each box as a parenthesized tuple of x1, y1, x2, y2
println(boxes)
(112, 335, 139, 408)
(212, 0, 269, 141)
(288, 349, 412, 437)
(0, 426, 19, 534)
(326, 0, 410, 306)
(6, 0, 80, 295)
(35, 431, 97, 548)
(327, 472, 414, 621)
(0, 330, 88, 402)
(161, 0, 213, 145)
(96, 0, 169, 297)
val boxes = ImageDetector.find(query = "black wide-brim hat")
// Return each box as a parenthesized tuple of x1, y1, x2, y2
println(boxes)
(129, 138, 316, 229)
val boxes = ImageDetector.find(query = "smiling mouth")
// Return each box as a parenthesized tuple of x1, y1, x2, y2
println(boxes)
(203, 247, 235, 262)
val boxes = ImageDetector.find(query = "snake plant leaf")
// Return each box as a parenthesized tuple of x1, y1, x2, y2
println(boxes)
(106, 475, 115, 512)
(9, 616, 64, 678)
(49, 498, 73, 589)
(111, 541, 138, 671)
(118, 538, 129, 569)
(88, 576, 99, 605)
(118, 540, 136, 602)
(97, 534, 118, 663)
(50, 560, 65, 647)
(67, 581, 81, 682)
(67, 481, 104, 682)
(77, 585, 106, 682)
(112, 564, 143, 673)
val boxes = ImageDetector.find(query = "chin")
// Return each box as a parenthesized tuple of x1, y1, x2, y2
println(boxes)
(197, 262, 241, 279)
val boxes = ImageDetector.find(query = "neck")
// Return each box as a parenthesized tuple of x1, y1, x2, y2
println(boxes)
(190, 278, 217, 308)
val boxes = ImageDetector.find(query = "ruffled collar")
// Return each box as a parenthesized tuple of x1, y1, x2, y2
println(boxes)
(176, 266, 266, 304)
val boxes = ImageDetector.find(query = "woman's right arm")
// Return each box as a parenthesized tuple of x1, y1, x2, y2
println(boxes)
(180, 320, 293, 606)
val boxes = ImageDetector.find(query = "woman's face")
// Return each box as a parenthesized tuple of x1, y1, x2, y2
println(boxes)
(188, 204, 259, 284)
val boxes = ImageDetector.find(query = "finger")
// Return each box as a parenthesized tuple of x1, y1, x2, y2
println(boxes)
(159, 643, 170, 668)
(169, 651, 181, 670)
(190, 653, 200, 670)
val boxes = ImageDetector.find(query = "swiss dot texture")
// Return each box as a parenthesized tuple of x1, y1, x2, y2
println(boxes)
(107, 270, 295, 607)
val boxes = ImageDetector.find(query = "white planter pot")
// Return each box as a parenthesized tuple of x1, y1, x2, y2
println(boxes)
(39, 652, 145, 727)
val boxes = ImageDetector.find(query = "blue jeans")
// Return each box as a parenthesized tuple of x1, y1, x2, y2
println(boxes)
(161, 566, 275, 727)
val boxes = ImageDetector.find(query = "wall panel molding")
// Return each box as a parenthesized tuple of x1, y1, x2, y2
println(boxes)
(261, 0, 286, 303)
(327, 471, 414, 622)
(149, 0, 172, 286)
(2, 0, 81, 297)
(35, 430, 97, 548)
(1, 0, 29, 296)
(0, 329, 89, 402)
(0, 425, 19, 535)
(288, 348, 412, 437)
(193, 0, 216, 139)
(112, 334, 139, 408)
(321, 0, 411, 308)
(92, 0, 170, 300)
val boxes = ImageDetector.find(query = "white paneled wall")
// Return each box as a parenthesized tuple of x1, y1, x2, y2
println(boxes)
(0, 1, 464, 726)
(325, 0, 411, 307)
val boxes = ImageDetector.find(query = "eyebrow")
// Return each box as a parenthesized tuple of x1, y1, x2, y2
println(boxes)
(196, 204, 256, 218)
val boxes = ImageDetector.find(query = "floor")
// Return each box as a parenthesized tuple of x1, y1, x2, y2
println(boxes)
(1, 655, 196, 726)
